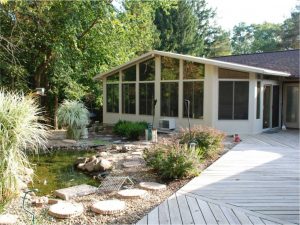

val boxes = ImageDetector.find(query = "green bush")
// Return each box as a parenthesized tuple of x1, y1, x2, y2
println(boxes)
(0, 90, 48, 203)
(113, 120, 148, 140)
(145, 143, 199, 180)
(179, 126, 225, 159)
(57, 100, 89, 140)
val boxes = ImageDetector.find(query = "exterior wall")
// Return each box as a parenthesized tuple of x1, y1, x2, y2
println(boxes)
(102, 56, 283, 135)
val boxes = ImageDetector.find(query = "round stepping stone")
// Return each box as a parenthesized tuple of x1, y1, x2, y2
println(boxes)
(122, 160, 143, 168)
(0, 214, 17, 225)
(48, 202, 84, 219)
(139, 182, 167, 191)
(91, 200, 125, 215)
(117, 188, 148, 199)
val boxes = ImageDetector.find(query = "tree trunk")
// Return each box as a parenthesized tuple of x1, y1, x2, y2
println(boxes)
(34, 51, 53, 88)
(54, 95, 58, 130)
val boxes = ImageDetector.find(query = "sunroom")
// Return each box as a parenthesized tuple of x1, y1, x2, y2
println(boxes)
(94, 50, 290, 134)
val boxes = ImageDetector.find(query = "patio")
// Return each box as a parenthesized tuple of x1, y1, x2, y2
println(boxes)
(137, 130, 300, 225)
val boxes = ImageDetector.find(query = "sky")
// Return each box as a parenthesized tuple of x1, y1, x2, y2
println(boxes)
(207, 0, 299, 30)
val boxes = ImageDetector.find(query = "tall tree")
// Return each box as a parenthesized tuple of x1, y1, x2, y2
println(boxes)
(231, 22, 255, 54)
(154, 0, 215, 56)
(281, 7, 300, 49)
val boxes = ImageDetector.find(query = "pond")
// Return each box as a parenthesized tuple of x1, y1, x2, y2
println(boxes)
(29, 150, 100, 196)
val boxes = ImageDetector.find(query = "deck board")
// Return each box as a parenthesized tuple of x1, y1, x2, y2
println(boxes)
(136, 131, 300, 225)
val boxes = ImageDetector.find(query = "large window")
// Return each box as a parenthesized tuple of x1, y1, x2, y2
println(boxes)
(161, 82, 178, 117)
(140, 58, 155, 81)
(139, 83, 154, 115)
(183, 82, 204, 119)
(161, 57, 179, 80)
(106, 84, 119, 113)
(183, 61, 205, 79)
(122, 83, 135, 114)
(219, 81, 249, 120)
(122, 65, 136, 81)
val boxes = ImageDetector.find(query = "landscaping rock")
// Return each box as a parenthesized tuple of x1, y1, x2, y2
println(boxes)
(84, 158, 99, 172)
(139, 182, 167, 191)
(54, 184, 98, 200)
(0, 214, 17, 225)
(123, 160, 144, 168)
(48, 198, 62, 205)
(131, 151, 143, 156)
(117, 188, 147, 199)
(119, 145, 130, 153)
(91, 200, 125, 215)
(98, 152, 108, 157)
(98, 159, 112, 171)
(48, 202, 84, 219)
(74, 157, 88, 166)
(32, 196, 48, 207)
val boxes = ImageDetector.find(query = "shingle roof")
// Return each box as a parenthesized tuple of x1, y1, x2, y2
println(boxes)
(213, 49, 300, 78)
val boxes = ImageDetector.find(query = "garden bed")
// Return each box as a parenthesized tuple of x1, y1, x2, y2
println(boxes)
(2, 132, 236, 225)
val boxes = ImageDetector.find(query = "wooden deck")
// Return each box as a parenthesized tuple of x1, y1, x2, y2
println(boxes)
(137, 130, 300, 225)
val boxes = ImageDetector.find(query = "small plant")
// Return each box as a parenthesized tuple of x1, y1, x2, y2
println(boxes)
(145, 142, 199, 180)
(0, 90, 48, 203)
(113, 120, 148, 140)
(179, 126, 225, 159)
(57, 100, 89, 140)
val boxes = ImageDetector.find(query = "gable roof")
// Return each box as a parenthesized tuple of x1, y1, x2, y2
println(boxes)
(93, 50, 290, 80)
(213, 49, 300, 78)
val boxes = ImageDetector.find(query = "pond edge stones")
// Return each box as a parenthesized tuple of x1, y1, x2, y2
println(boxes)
(117, 188, 148, 199)
(139, 182, 167, 191)
(91, 200, 126, 215)
(48, 202, 84, 219)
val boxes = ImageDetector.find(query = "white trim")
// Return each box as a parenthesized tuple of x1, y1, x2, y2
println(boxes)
(94, 50, 290, 80)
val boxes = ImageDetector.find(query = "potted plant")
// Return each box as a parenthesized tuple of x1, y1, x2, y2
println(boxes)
(57, 100, 89, 140)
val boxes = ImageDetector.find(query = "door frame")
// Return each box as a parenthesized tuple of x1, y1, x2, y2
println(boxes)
(283, 83, 299, 128)
(262, 84, 280, 130)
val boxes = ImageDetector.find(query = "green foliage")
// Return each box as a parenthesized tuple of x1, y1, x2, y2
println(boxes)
(281, 8, 300, 49)
(154, 0, 216, 56)
(179, 126, 225, 159)
(57, 100, 89, 140)
(113, 120, 148, 140)
(0, 90, 48, 203)
(145, 143, 199, 180)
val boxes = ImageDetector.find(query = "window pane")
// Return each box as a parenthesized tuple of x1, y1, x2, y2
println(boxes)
(106, 84, 119, 113)
(234, 81, 249, 119)
(161, 57, 179, 80)
(122, 83, 135, 114)
(183, 82, 203, 119)
(107, 73, 119, 82)
(161, 82, 178, 117)
(256, 81, 261, 119)
(139, 83, 154, 115)
(122, 65, 136, 81)
(183, 61, 205, 79)
(219, 68, 249, 79)
(140, 58, 155, 81)
(219, 81, 233, 119)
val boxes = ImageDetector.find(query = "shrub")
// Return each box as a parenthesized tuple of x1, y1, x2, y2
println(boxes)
(57, 100, 89, 140)
(179, 126, 225, 159)
(113, 120, 148, 140)
(0, 90, 48, 203)
(145, 142, 199, 180)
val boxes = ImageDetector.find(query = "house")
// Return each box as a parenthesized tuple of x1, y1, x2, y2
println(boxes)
(94, 50, 299, 134)
(214, 49, 299, 129)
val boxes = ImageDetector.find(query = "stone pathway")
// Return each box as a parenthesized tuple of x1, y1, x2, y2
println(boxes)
(48, 202, 84, 219)
(91, 200, 126, 215)
(54, 184, 98, 200)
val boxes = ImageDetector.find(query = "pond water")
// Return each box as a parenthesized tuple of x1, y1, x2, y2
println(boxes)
(29, 150, 100, 196)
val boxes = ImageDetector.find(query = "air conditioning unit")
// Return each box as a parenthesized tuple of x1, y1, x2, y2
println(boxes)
(159, 119, 176, 130)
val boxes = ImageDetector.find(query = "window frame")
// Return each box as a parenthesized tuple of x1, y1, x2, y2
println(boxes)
(218, 78, 250, 120)
(106, 73, 120, 114)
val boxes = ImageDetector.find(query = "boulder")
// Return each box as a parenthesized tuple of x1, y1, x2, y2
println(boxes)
(77, 163, 86, 170)
(74, 157, 88, 166)
(84, 158, 99, 172)
(94, 159, 112, 172)
(98, 152, 108, 157)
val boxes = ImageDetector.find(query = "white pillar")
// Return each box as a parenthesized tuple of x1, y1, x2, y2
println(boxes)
(178, 59, 183, 119)
(136, 63, 139, 115)
(154, 56, 161, 128)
